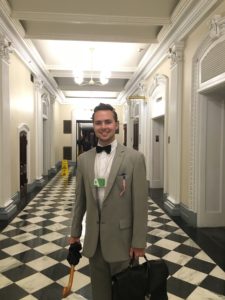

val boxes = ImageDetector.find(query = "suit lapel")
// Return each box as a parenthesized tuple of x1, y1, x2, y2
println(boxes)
(87, 149, 97, 200)
(103, 143, 125, 201)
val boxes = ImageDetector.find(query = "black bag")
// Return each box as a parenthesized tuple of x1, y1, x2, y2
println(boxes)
(112, 256, 169, 300)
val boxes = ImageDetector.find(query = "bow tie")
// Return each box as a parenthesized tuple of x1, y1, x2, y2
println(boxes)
(96, 144, 111, 154)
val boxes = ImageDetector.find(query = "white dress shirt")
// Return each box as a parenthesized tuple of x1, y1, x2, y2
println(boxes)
(94, 139, 117, 210)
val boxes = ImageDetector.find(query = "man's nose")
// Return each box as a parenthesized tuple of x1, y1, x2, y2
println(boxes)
(100, 122, 107, 128)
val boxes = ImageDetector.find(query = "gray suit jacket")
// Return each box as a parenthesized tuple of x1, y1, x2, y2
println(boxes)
(70, 143, 148, 263)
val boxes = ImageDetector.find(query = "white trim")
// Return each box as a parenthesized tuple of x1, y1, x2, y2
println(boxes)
(41, 92, 51, 176)
(166, 42, 184, 205)
(198, 73, 225, 93)
(11, 12, 170, 27)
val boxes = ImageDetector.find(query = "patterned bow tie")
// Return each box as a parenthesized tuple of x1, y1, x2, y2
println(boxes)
(96, 144, 111, 154)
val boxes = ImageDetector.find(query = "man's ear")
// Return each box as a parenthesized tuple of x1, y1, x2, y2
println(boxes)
(115, 121, 119, 133)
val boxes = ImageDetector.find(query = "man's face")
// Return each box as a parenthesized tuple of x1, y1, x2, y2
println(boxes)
(93, 110, 118, 145)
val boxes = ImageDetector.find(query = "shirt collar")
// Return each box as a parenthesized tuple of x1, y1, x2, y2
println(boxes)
(111, 139, 117, 152)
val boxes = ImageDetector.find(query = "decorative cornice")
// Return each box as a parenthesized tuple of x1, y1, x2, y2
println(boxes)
(0, 34, 13, 63)
(147, 74, 168, 96)
(168, 41, 184, 67)
(49, 94, 56, 104)
(34, 78, 44, 90)
(41, 92, 49, 103)
(209, 14, 225, 39)
(153, 73, 168, 87)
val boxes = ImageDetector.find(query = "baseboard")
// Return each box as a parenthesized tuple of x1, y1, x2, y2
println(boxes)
(0, 198, 17, 221)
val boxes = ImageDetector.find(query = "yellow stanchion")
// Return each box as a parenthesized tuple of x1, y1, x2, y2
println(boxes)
(61, 160, 69, 176)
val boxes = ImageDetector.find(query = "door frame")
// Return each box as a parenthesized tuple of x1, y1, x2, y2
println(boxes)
(189, 20, 225, 227)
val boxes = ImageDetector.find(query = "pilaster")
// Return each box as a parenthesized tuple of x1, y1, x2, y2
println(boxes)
(0, 34, 16, 218)
(165, 41, 184, 214)
(126, 99, 133, 149)
(34, 77, 45, 186)
(49, 94, 57, 174)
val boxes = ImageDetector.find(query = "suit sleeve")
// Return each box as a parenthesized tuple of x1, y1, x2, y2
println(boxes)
(70, 156, 86, 238)
(131, 152, 148, 248)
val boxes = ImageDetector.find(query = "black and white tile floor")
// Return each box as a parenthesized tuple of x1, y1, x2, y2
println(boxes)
(0, 170, 225, 300)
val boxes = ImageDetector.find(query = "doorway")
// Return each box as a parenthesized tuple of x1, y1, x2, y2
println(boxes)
(123, 124, 127, 146)
(76, 120, 97, 158)
(151, 116, 164, 188)
(20, 131, 28, 197)
(133, 119, 139, 150)
(198, 88, 225, 227)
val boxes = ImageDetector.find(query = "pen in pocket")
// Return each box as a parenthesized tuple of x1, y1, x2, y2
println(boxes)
(119, 173, 126, 196)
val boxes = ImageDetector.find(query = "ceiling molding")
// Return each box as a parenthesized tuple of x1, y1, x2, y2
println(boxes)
(23, 22, 158, 43)
(11, 12, 170, 27)
(49, 69, 134, 80)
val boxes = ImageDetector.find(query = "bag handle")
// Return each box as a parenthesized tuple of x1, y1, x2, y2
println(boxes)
(129, 254, 148, 266)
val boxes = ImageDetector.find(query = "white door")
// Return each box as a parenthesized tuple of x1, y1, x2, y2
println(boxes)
(198, 91, 225, 227)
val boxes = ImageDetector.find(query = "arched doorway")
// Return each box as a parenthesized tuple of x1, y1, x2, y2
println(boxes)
(190, 18, 225, 227)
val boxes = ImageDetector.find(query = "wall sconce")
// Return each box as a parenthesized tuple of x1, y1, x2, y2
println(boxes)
(127, 81, 148, 102)
(127, 95, 147, 102)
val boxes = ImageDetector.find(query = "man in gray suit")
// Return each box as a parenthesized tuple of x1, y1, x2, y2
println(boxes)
(69, 103, 148, 300)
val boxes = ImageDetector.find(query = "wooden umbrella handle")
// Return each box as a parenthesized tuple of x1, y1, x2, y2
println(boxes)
(62, 265, 75, 298)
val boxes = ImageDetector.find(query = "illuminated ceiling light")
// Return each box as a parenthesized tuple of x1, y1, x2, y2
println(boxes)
(73, 48, 111, 86)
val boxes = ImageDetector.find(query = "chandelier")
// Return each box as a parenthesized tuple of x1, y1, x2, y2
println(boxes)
(73, 48, 111, 86)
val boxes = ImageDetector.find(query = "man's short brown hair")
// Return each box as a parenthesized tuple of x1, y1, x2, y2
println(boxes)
(92, 103, 118, 122)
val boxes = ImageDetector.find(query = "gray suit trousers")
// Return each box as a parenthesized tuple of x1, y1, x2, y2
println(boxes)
(89, 243, 130, 300)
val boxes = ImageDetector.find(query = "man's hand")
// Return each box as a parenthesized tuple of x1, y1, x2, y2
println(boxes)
(69, 236, 80, 244)
(129, 247, 145, 259)
(67, 241, 82, 266)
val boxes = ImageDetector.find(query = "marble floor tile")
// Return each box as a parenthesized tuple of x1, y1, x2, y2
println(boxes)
(0, 169, 224, 300)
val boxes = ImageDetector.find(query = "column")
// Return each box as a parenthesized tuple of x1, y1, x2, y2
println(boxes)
(0, 34, 16, 218)
(137, 82, 148, 156)
(165, 41, 184, 215)
(34, 77, 45, 186)
(49, 94, 57, 174)
(126, 99, 133, 149)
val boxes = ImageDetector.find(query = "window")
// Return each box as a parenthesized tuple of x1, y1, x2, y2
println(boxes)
(63, 120, 72, 134)
(63, 147, 72, 160)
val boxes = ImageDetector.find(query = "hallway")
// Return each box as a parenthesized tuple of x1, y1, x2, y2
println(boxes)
(0, 170, 224, 300)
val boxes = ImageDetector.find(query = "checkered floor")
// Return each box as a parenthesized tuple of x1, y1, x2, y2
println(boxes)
(0, 170, 225, 300)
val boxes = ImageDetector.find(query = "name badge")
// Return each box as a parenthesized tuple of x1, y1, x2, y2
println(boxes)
(94, 178, 107, 188)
